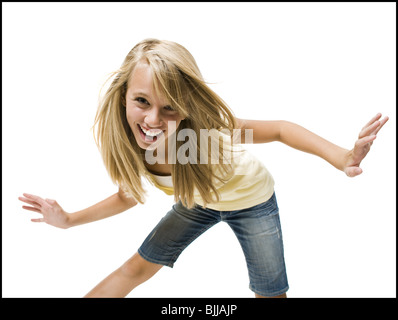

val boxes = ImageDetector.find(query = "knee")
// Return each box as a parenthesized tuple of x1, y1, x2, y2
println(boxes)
(120, 253, 146, 279)
(120, 252, 158, 281)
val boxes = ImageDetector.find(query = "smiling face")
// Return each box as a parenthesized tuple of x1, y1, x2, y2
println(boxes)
(125, 60, 185, 150)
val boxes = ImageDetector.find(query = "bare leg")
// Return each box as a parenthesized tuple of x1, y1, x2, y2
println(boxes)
(85, 252, 163, 297)
(255, 293, 287, 298)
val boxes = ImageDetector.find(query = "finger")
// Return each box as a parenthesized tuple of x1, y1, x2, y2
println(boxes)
(359, 120, 380, 139)
(355, 135, 377, 148)
(45, 198, 56, 205)
(23, 193, 53, 209)
(18, 197, 41, 208)
(372, 116, 389, 136)
(31, 218, 45, 223)
(362, 113, 382, 130)
(345, 166, 363, 178)
(22, 206, 42, 214)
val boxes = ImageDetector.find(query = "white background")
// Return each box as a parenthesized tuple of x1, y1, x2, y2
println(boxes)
(2, 2, 396, 298)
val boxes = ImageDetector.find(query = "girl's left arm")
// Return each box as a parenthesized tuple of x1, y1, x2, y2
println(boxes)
(236, 113, 389, 177)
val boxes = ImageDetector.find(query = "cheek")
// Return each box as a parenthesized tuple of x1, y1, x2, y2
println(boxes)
(165, 117, 184, 134)
(126, 106, 142, 126)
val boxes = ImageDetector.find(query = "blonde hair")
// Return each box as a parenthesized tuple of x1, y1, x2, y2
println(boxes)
(94, 38, 237, 208)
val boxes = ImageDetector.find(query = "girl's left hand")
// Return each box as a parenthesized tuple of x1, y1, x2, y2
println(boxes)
(344, 113, 389, 177)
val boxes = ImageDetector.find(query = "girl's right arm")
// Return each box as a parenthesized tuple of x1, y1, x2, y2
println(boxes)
(18, 188, 137, 229)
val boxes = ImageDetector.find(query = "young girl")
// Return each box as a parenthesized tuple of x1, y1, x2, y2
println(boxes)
(19, 38, 388, 298)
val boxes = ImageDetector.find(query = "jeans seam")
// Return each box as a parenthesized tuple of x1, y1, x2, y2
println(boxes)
(169, 220, 219, 264)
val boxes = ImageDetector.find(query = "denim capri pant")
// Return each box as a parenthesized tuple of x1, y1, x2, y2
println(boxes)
(138, 192, 289, 297)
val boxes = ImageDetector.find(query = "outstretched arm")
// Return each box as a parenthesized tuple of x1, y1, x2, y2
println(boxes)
(236, 113, 388, 177)
(18, 188, 137, 229)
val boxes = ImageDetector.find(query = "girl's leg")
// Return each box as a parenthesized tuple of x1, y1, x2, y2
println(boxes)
(225, 193, 289, 298)
(87, 202, 219, 297)
(84, 252, 163, 297)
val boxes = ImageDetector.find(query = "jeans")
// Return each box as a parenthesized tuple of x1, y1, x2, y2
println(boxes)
(138, 192, 289, 296)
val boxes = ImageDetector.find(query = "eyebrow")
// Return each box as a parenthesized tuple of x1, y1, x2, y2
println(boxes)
(131, 91, 150, 98)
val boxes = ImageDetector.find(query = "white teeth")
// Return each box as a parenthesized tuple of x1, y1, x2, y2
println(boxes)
(139, 124, 163, 137)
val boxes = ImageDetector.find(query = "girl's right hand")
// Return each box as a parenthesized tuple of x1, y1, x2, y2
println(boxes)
(18, 193, 71, 229)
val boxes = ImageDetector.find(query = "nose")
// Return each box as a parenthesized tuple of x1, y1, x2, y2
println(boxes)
(144, 107, 163, 128)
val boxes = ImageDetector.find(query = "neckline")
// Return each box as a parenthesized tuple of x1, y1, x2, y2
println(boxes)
(148, 170, 171, 177)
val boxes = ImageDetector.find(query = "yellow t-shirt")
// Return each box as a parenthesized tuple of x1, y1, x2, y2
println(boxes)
(147, 147, 275, 211)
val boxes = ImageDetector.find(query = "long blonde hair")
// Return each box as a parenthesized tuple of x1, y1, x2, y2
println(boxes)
(94, 38, 237, 208)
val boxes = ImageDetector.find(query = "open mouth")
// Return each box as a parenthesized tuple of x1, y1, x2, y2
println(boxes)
(137, 124, 164, 143)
